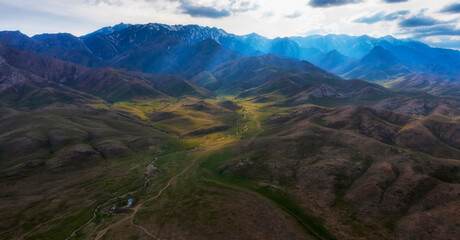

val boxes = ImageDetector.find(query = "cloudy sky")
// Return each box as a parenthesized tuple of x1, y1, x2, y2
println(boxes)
(1, 0, 460, 49)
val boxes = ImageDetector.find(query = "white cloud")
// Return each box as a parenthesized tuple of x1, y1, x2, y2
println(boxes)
(0, 0, 459, 48)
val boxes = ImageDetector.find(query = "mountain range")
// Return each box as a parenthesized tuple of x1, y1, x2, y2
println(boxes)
(2, 23, 460, 88)
(0, 23, 459, 240)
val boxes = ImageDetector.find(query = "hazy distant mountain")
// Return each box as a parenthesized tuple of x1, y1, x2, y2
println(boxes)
(189, 54, 388, 105)
(337, 46, 411, 81)
(309, 49, 351, 71)
(190, 54, 337, 93)
(1, 22, 460, 90)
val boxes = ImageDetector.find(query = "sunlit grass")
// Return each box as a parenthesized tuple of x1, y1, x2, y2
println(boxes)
(9, 94, 344, 240)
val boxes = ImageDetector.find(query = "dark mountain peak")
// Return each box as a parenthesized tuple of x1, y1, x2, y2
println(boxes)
(380, 35, 397, 43)
(84, 22, 132, 37)
(368, 46, 387, 53)
(0, 30, 25, 37)
(29, 33, 96, 65)
(270, 38, 301, 58)
(361, 46, 400, 65)
(32, 33, 86, 49)
(245, 32, 261, 37)
(325, 49, 349, 62)
(326, 49, 345, 57)
(310, 49, 350, 71)
(0, 30, 42, 50)
(33, 32, 75, 38)
(357, 34, 372, 40)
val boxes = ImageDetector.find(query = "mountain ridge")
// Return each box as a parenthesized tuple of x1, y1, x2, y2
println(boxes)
(2, 23, 459, 92)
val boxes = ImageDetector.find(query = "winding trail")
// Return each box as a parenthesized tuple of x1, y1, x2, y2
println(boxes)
(93, 150, 203, 240)
(64, 158, 158, 240)
(65, 183, 148, 240)
(66, 104, 263, 240)
(18, 175, 143, 240)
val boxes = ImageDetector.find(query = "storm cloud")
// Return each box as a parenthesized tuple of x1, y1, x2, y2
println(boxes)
(441, 3, 460, 13)
(355, 10, 409, 24)
(179, 3, 231, 18)
(382, 0, 408, 3)
(399, 11, 440, 27)
(176, 0, 258, 18)
(401, 24, 460, 38)
(309, 0, 362, 8)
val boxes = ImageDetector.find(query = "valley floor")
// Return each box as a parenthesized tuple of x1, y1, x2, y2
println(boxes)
(1, 95, 460, 240)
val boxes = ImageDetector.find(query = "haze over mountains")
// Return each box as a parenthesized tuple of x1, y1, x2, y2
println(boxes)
(2, 22, 460, 88)
(1, 23, 460, 240)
